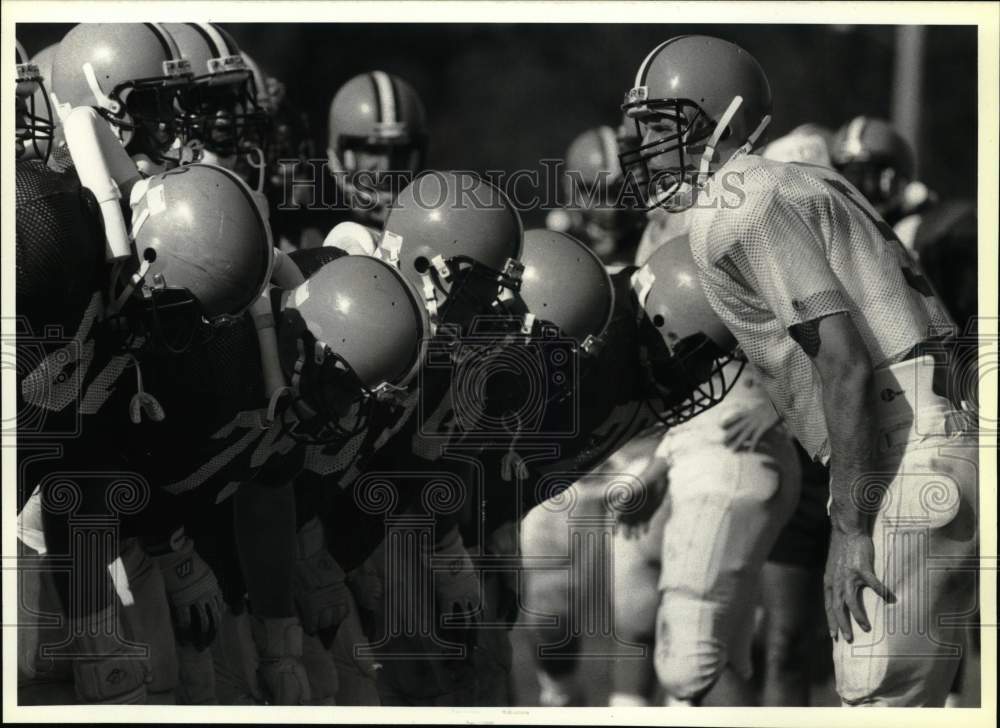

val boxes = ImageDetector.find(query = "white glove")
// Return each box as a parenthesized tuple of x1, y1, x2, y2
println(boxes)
(152, 530, 225, 650)
(251, 615, 312, 705)
(293, 518, 351, 647)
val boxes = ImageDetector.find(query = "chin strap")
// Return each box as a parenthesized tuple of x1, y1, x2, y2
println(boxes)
(697, 95, 772, 182)
(106, 257, 152, 318)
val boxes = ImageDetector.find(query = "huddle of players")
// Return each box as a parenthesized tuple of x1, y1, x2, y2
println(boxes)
(15, 25, 977, 708)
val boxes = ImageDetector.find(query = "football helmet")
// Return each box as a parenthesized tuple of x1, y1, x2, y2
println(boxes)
(326, 71, 428, 222)
(277, 255, 430, 443)
(632, 235, 743, 426)
(379, 170, 524, 333)
(763, 123, 833, 168)
(565, 126, 623, 197)
(559, 125, 645, 263)
(505, 229, 614, 356)
(16, 41, 55, 161)
(50, 23, 193, 160)
(123, 163, 273, 350)
(830, 116, 914, 221)
(620, 35, 772, 211)
(164, 23, 267, 160)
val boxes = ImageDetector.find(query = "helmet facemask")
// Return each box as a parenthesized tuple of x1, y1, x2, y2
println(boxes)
(619, 99, 719, 212)
(410, 252, 523, 337)
(176, 66, 270, 162)
(638, 315, 745, 427)
(72, 59, 193, 163)
(15, 62, 54, 162)
(277, 312, 376, 446)
(330, 133, 427, 224)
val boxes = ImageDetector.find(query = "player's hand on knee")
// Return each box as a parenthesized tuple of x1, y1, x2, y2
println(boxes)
(152, 530, 225, 650)
(293, 518, 351, 648)
(251, 615, 312, 705)
(722, 402, 781, 452)
(823, 529, 894, 643)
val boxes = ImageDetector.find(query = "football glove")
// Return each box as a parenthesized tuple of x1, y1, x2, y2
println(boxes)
(151, 530, 225, 650)
(293, 517, 351, 647)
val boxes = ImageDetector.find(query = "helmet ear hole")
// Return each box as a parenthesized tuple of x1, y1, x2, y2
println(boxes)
(143, 248, 157, 263)
(413, 256, 430, 274)
(652, 314, 665, 328)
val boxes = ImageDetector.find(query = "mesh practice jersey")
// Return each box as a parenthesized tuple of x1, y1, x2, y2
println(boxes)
(686, 152, 953, 461)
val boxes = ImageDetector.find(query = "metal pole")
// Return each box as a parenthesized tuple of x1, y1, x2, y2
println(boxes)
(892, 26, 927, 177)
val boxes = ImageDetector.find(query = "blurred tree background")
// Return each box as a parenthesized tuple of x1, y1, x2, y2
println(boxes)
(19, 23, 977, 227)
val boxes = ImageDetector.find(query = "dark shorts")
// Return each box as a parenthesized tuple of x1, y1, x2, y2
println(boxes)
(767, 443, 831, 569)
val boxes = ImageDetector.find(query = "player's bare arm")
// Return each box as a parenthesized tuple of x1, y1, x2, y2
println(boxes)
(793, 312, 892, 642)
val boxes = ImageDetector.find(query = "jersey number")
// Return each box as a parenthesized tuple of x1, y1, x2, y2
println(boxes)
(821, 177, 935, 297)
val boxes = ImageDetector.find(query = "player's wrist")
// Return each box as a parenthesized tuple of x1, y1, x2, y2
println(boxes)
(829, 503, 868, 536)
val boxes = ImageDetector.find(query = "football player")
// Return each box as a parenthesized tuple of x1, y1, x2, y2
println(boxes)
(507, 228, 800, 707)
(163, 23, 268, 170)
(326, 71, 427, 228)
(830, 116, 918, 229)
(619, 35, 977, 707)
(306, 171, 526, 706)
(15, 150, 271, 703)
(831, 116, 977, 335)
(48, 23, 195, 174)
(545, 125, 644, 265)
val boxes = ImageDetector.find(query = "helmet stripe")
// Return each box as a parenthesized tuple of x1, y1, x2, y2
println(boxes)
(147, 23, 181, 60)
(203, 23, 233, 56)
(598, 125, 618, 174)
(371, 70, 396, 124)
(844, 116, 867, 157)
(634, 39, 672, 88)
(634, 35, 696, 89)
(367, 73, 382, 122)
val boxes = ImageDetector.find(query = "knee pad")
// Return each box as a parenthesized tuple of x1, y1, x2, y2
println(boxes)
(613, 536, 660, 644)
(653, 594, 728, 702)
(71, 608, 151, 704)
(74, 656, 149, 704)
(519, 506, 569, 618)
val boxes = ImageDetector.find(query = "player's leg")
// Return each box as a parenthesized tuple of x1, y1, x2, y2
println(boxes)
(40, 478, 151, 704)
(16, 490, 73, 697)
(608, 491, 668, 707)
(234, 478, 311, 705)
(654, 428, 801, 706)
(758, 448, 830, 706)
(114, 538, 179, 704)
(833, 428, 978, 706)
(519, 480, 605, 706)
